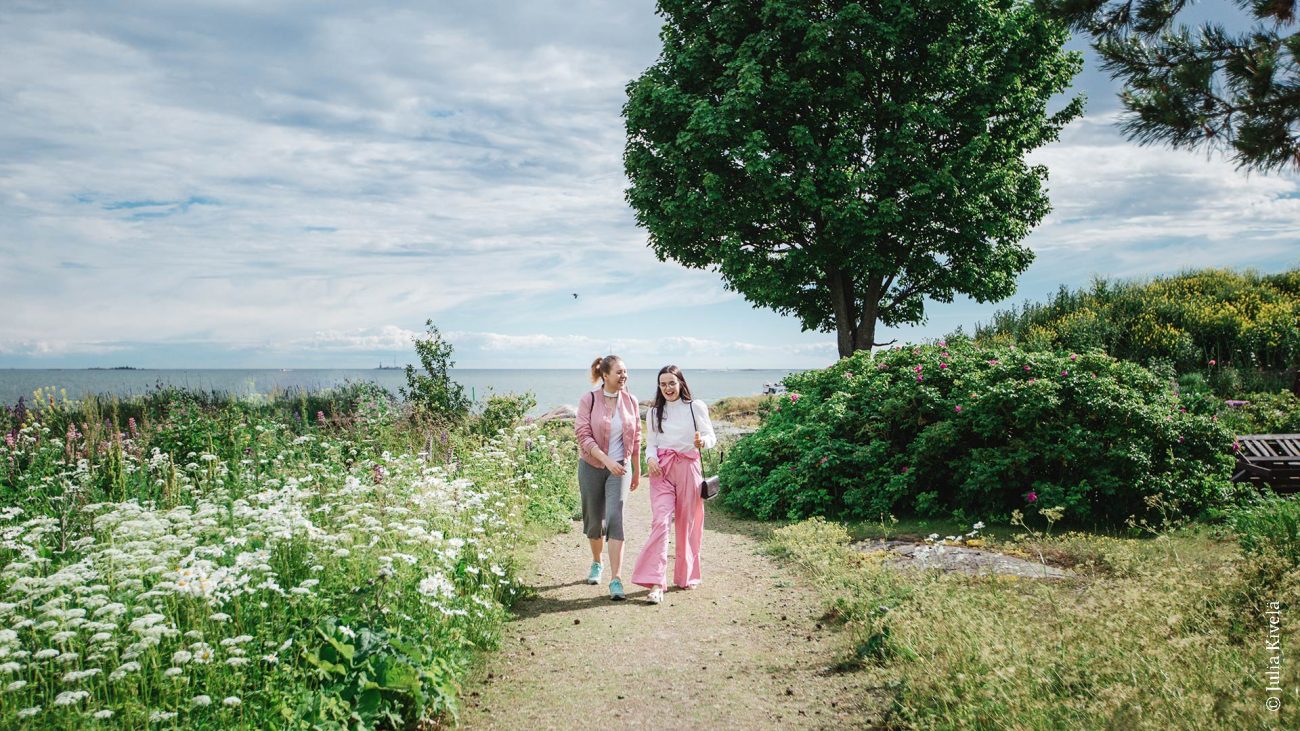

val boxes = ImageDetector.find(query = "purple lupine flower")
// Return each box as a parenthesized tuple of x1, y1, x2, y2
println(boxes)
(127, 417, 138, 438)
(316, 411, 327, 427)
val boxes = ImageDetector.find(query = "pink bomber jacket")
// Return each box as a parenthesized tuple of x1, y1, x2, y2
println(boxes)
(574, 388, 641, 470)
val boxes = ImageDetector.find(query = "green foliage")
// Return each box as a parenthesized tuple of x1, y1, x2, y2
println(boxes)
(624, 0, 1083, 355)
(401, 319, 471, 425)
(1218, 390, 1300, 435)
(721, 339, 1238, 524)
(969, 268, 1300, 383)
(0, 383, 575, 729)
(1231, 496, 1300, 580)
(1039, 0, 1300, 173)
(473, 392, 537, 438)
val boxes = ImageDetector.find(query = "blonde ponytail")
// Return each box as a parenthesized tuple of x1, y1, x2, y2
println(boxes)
(590, 354, 622, 385)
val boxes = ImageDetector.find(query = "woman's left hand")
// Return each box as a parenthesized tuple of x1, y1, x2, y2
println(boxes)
(630, 472, 640, 492)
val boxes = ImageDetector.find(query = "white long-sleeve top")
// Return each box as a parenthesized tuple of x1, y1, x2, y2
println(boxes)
(644, 398, 717, 458)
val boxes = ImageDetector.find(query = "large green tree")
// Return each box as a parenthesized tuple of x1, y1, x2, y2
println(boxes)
(624, 0, 1083, 357)
(1040, 0, 1300, 173)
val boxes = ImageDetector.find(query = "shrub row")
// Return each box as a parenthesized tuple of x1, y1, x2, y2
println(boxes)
(720, 339, 1238, 524)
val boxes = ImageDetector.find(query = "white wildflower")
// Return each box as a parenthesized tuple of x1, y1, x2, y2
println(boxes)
(191, 694, 212, 707)
(223, 696, 241, 707)
(54, 689, 90, 705)
(6, 679, 28, 691)
(93, 709, 114, 719)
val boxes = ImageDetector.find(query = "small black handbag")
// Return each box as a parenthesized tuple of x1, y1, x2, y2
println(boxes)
(701, 475, 721, 500)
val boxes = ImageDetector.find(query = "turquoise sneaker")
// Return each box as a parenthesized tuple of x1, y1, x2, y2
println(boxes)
(585, 562, 602, 585)
(609, 577, 626, 601)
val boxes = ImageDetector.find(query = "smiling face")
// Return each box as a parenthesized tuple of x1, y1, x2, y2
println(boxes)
(658, 372, 681, 402)
(603, 359, 628, 392)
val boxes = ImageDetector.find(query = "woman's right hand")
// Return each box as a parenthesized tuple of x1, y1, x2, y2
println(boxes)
(604, 457, 627, 477)
(646, 459, 662, 478)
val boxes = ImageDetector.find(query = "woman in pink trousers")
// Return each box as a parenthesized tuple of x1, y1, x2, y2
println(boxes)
(631, 365, 716, 604)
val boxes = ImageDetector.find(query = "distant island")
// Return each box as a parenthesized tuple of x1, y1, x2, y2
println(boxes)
(376, 363, 402, 370)
(88, 366, 140, 370)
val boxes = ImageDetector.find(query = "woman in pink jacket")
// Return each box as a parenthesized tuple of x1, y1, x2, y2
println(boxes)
(631, 365, 716, 604)
(574, 355, 641, 600)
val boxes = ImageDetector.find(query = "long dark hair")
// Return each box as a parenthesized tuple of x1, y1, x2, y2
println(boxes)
(651, 365, 693, 433)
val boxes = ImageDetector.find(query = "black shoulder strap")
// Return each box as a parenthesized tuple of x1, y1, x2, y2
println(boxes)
(588, 390, 595, 417)
(687, 399, 697, 430)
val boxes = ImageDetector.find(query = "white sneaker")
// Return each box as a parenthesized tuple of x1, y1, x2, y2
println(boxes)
(646, 587, 664, 604)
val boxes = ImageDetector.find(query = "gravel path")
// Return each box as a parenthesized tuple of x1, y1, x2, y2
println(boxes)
(460, 486, 886, 730)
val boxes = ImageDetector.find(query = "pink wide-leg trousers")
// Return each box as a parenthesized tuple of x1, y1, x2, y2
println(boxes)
(631, 449, 704, 590)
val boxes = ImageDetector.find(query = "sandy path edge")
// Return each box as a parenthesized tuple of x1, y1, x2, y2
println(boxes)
(458, 484, 888, 730)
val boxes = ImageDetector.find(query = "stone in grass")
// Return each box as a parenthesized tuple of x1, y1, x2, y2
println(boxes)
(853, 540, 1071, 579)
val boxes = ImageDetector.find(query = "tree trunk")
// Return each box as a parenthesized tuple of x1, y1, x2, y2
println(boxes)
(828, 269, 856, 358)
(853, 275, 884, 353)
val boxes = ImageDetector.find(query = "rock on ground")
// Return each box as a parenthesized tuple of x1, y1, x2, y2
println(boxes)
(853, 540, 1072, 579)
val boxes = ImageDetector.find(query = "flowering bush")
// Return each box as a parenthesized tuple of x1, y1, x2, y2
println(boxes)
(970, 267, 1300, 382)
(0, 394, 575, 728)
(720, 340, 1237, 523)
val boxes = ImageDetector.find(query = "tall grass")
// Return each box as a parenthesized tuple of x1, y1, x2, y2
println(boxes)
(771, 510, 1299, 730)
(0, 384, 577, 728)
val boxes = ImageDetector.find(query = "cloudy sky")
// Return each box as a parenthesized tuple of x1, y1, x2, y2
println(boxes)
(1, 0, 1296, 369)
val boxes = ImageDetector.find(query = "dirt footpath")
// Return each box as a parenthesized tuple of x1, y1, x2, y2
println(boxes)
(459, 487, 886, 730)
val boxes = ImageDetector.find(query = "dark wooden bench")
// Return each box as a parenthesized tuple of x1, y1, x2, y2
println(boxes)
(1233, 434, 1300, 493)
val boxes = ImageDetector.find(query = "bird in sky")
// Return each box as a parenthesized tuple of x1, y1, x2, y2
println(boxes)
(572, 293, 579, 299)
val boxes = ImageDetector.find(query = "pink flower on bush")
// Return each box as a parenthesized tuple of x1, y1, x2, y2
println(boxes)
(1061, 370, 1068, 377)
(818, 456, 829, 466)
(1028, 378, 1036, 384)
(1023, 365, 1031, 372)
(1209, 359, 1217, 366)
(916, 375, 924, 382)
(939, 340, 947, 347)
(1177, 436, 1184, 443)
(1069, 353, 1078, 362)
(954, 405, 963, 413)
(1025, 491, 1037, 503)
(789, 393, 800, 403)
(987, 359, 1000, 366)
(1232, 441, 1240, 452)
(939, 362, 949, 369)
(914, 364, 923, 373)
(902, 466, 910, 474)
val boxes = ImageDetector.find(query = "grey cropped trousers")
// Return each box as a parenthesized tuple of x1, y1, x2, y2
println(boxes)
(577, 458, 631, 541)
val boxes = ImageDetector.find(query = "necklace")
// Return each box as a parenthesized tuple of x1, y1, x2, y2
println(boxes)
(602, 390, 619, 398)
